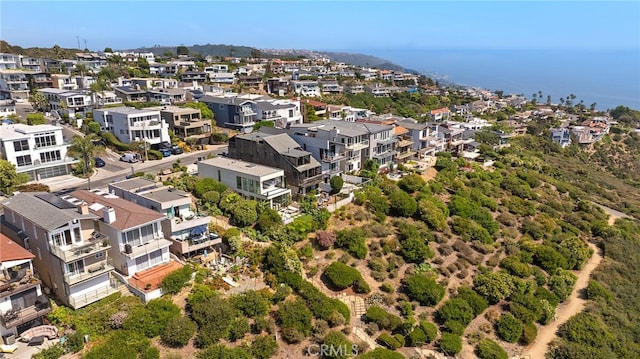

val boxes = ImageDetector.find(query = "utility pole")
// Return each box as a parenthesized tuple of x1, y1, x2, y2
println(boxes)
(77, 36, 80, 49)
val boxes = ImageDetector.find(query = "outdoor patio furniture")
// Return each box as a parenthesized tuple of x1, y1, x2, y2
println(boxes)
(28, 336, 45, 346)
(19, 325, 58, 342)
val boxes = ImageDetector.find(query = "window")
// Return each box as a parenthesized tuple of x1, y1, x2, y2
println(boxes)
(95, 252, 104, 259)
(16, 155, 32, 167)
(40, 150, 61, 163)
(73, 227, 81, 242)
(13, 139, 29, 152)
(236, 176, 242, 190)
(34, 133, 56, 148)
(66, 260, 85, 275)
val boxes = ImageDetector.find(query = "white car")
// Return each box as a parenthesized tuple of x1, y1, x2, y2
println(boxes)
(13, 97, 24, 103)
(119, 153, 139, 163)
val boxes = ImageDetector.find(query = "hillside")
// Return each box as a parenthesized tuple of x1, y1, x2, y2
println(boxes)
(0, 40, 80, 59)
(126, 44, 256, 58)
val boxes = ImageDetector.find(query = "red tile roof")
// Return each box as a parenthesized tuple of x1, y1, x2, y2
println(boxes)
(0, 233, 34, 262)
(71, 190, 165, 231)
(129, 260, 183, 292)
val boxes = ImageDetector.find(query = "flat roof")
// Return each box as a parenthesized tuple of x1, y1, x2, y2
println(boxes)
(109, 177, 157, 191)
(94, 107, 159, 115)
(140, 187, 192, 203)
(0, 123, 61, 141)
(199, 157, 283, 177)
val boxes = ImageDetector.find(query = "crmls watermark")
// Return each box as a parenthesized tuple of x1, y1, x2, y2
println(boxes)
(306, 344, 359, 357)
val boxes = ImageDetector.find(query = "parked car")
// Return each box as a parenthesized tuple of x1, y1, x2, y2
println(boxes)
(94, 157, 106, 167)
(157, 141, 172, 151)
(171, 146, 184, 155)
(160, 148, 172, 157)
(120, 153, 139, 163)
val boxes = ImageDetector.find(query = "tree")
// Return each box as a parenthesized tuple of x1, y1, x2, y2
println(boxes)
(250, 49, 262, 58)
(177, 46, 189, 56)
(439, 333, 462, 355)
(184, 101, 214, 119)
(329, 175, 344, 194)
(161, 316, 196, 347)
(29, 91, 48, 111)
(473, 271, 514, 304)
(404, 274, 445, 306)
(279, 298, 313, 343)
(316, 230, 336, 249)
(256, 208, 281, 233)
(104, 47, 113, 53)
(397, 173, 426, 193)
(399, 236, 433, 263)
(192, 295, 236, 346)
(436, 298, 475, 326)
(68, 134, 103, 190)
(231, 290, 269, 317)
(323, 331, 353, 359)
(475, 339, 508, 359)
(388, 190, 417, 217)
(26, 113, 46, 125)
(0, 160, 29, 195)
(323, 262, 366, 291)
(251, 335, 277, 359)
(495, 313, 523, 343)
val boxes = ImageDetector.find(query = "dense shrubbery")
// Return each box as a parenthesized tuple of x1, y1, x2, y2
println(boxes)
(365, 306, 403, 331)
(335, 227, 368, 259)
(161, 316, 197, 347)
(404, 273, 445, 306)
(475, 339, 508, 359)
(495, 313, 523, 343)
(377, 333, 404, 349)
(160, 265, 193, 294)
(323, 262, 370, 293)
(439, 333, 462, 355)
(279, 298, 313, 343)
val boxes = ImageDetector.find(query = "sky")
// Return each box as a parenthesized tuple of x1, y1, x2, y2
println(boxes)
(1, 1, 639, 52)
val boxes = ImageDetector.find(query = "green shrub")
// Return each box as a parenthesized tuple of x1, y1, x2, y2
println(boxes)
(196, 344, 251, 359)
(495, 313, 523, 343)
(380, 283, 395, 293)
(279, 298, 313, 342)
(228, 317, 251, 341)
(356, 348, 405, 359)
(147, 149, 162, 160)
(365, 306, 403, 331)
(436, 298, 475, 326)
(85, 330, 158, 359)
(161, 316, 197, 347)
(439, 333, 462, 355)
(335, 227, 368, 259)
(407, 326, 427, 346)
(251, 335, 278, 359)
(500, 256, 533, 278)
(522, 322, 537, 345)
(323, 331, 353, 359)
(420, 321, 438, 343)
(456, 287, 488, 316)
(377, 333, 403, 349)
(475, 338, 508, 359)
(403, 273, 444, 306)
(443, 320, 466, 335)
(231, 290, 270, 317)
(124, 298, 181, 338)
(101, 132, 130, 151)
(388, 189, 417, 217)
(323, 262, 363, 290)
(160, 265, 193, 294)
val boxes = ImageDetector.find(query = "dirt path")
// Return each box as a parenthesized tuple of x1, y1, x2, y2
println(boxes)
(521, 242, 603, 358)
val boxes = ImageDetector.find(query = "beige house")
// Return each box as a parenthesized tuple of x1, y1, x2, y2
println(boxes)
(1, 192, 117, 310)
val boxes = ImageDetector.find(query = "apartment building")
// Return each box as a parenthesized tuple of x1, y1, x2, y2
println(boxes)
(0, 233, 51, 339)
(39, 88, 94, 117)
(0, 123, 76, 181)
(93, 107, 170, 146)
(159, 106, 211, 144)
(69, 190, 174, 302)
(198, 157, 291, 210)
(1, 193, 117, 309)
(108, 178, 220, 258)
(229, 130, 323, 195)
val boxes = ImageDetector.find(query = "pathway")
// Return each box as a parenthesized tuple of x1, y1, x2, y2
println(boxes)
(520, 242, 603, 358)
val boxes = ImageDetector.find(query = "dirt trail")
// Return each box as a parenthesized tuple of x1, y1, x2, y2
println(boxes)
(521, 242, 603, 358)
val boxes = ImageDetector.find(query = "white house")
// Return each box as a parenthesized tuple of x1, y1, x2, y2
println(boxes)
(291, 80, 321, 97)
(93, 107, 170, 146)
(39, 88, 94, 118)
(0, 123, 77, 181)
(198, 157, 291, 210)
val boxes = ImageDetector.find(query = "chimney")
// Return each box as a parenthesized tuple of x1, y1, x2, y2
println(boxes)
(103, 207, 116, 224)
(78, 201, 89, 215)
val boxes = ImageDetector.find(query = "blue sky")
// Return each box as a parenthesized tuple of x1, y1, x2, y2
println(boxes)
(1, 1, 638, 51)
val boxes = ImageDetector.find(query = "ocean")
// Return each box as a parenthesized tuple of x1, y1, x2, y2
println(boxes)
(363, 49, 640, 111)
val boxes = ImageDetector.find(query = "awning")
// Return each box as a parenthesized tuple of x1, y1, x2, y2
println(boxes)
(190, 225, 207, 236)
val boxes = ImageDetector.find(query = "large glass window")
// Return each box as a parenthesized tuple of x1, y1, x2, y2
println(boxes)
(16, 155, 32, 167)
(66, 260, 85, 275)
(34, 133, 57, 148)
(13, 139, 29, 152)
(53, 229, 73, 247)
(40, 150, 61, 163)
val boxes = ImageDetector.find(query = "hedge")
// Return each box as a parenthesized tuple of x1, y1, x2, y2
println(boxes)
(365, 306, 403, 332)
(377, 333, 403, 349)
(475, 339, 508, 359)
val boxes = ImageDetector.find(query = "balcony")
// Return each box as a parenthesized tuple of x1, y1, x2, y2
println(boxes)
(69, 282, 119, 309)
(121, 238, 172, 259)
(320, 152, 345, 163)
(170, 233, 222, 255)
(397, 139, 414, 148)
(49, 232, 111, 262)
(0, 272, 41, 299)
(299, 172, 324, 186)
(378, 137, 398, 145)
(64, 259, 114, 286)
(0, 302, 51, 328)
(344, 140, 369, 150)
(395, 150, 416, 160)
(322, 167, 341, 176)
(170, 214, 212, 233)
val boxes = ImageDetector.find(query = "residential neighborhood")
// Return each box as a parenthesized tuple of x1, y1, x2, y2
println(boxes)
(0, 43, 635, 359)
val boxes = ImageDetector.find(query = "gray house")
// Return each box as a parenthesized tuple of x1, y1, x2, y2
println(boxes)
(229, 130, 323, 195)
(200, 95, 258, 133)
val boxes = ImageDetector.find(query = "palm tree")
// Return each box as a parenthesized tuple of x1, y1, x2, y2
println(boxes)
(68, 134, 103, 190)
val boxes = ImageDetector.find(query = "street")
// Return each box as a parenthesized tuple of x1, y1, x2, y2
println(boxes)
(13, 102, 229, 193)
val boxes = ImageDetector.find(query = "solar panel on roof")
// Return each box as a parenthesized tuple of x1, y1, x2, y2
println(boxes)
(34, 193, 77, 209)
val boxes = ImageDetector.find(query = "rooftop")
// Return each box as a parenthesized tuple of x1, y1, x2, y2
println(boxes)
(2, 192, 98, 231)
(94, 106, 159, 115)
(0, 123, 61, 140)
(108, 177, 158, 192)
(199, 157, 283, 177)
(0, 233, 35, 262)
(70, 190, 165, 231)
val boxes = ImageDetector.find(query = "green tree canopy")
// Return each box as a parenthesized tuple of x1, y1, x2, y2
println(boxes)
(0, 160, 29, 195)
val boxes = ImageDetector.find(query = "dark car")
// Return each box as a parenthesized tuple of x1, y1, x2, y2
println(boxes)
(158, 141, 172, 151)
(171, 146, 184, 155)
(94, 157, 106, 167)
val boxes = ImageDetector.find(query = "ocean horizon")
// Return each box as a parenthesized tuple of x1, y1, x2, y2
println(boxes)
(360, 48, 640, 111)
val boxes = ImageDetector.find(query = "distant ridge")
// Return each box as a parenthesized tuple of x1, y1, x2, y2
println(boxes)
(125, 44, 256, 58)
